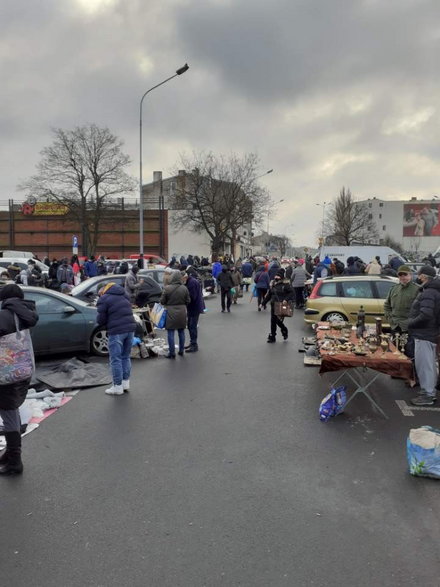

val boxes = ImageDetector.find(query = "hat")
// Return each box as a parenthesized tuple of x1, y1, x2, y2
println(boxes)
(397, 265, 411, 275)
(0, 284, 24, 300)
(275, 268, 285, 278)
(418, 265, 436, 278)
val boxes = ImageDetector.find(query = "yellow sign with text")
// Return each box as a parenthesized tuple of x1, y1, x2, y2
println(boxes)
(33, 202, 68, 215)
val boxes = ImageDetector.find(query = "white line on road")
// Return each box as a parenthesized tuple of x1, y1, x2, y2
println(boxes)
(395, 399, 440, 417)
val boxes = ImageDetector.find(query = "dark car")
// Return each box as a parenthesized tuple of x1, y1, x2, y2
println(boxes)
(70, 269, 165, 303)
(0, 285, 144, 357)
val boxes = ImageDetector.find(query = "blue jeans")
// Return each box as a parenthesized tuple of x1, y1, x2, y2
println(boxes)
(108, 331, 134, 386)
(167, 329, 185, 356)
(187, 314, 200, 348)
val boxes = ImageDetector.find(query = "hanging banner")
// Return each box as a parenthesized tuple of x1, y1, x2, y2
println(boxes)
(33, 202, 68, 216)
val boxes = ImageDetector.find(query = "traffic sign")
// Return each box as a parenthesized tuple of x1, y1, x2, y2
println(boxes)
(72, 235, 78, 247)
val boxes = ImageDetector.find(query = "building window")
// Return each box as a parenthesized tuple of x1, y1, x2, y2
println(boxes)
(368, 203, 372, 208)
(379, 202, 383, 207)
(382, 225, 386, 231)
(379, 214, 382, 219)
(368, 214, 373, 220)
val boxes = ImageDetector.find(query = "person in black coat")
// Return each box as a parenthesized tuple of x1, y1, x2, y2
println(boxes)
(185, 268, 205, 352)
(264, 269, 295, 342)
(0, 284, 38, 475)
(97, 282, 136, 396)
(407, 266, 440, 406)
(217, 265, 234, 312)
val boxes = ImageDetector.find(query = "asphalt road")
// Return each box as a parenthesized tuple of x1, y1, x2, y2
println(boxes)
(2, 293, 440, 586)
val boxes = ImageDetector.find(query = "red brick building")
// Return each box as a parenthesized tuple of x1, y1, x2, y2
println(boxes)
(0, 199, 168, 259)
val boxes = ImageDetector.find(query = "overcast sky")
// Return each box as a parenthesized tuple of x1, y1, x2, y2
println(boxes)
(1, 0, 439, 246)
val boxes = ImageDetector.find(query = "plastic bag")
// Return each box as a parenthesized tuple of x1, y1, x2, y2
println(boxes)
(319, 386, 347, 422)
(407, 426, 440, 479)
(150, 303, 167, 328)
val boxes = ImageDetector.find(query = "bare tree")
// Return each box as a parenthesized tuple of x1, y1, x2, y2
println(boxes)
(170, 152, 270, 256)
(19, 124, 136, 256)
(271, 234, 292, 257)
(382, 234, 403, 254)
(327, 187, 379, 245)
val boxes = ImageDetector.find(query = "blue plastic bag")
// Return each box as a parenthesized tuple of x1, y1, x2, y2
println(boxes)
(157, 309, 167, 329)
(407, 426, 440, 479)
(319, 386, 347, 422)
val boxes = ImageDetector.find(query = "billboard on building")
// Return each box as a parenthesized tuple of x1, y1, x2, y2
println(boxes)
(403, 203, 440, 237)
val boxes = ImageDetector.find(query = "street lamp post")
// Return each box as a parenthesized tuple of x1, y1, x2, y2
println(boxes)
(315, 201, 327, 240)
(139, 63, 189, 255)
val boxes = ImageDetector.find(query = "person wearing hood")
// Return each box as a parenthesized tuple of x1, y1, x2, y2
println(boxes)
(97, 282, 136, 395)
(264, 269, 295, 342)
(211, 259, 223, 292)
(343, 256, 362, 276)
(0, 284, 38, 475)
(407, 265, 440, 406)
(313, 259, 329, 283)
(230, 266, 242, 304)
(268, 259, 281, 280)
(254, 264, 270, 311)
(185, 268, 205, 353)
(217, 265, 234, 312)
(124, 265, 140, 303)
(160, 271, 190, 358)
(366, 258, 381, 275)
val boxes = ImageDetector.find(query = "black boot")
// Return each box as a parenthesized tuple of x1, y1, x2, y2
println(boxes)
(267, 334, 276, 343)
(282, 328, 288, 340)
(0, 431, 23, 476)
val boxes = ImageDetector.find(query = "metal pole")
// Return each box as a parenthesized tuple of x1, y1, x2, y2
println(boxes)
(139, 64, 189, 255)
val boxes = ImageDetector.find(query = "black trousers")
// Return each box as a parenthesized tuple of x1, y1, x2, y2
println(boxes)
(257, 288, 268, 307)
(294, 286, 305, 308)
(270, 311, 287, 337)
(221, 288, 232, 310)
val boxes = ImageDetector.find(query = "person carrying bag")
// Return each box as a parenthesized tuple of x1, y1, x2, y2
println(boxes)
(0, 284, 38, 476)
(264, 268, 295, 343)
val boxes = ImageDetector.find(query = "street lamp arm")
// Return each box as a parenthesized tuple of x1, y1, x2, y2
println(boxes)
(139, 64, 189, 255)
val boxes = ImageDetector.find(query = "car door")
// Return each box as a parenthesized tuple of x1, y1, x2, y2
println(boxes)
(339, 280, 381, 323)
(23, 291, 88, 354)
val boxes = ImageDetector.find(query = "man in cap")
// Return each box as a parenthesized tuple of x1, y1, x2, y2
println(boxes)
(384, 265, 419, 355)
(407, 265, 440, 406)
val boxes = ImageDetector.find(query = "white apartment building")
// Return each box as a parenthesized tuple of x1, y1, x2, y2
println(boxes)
(360, 196, 440, 255)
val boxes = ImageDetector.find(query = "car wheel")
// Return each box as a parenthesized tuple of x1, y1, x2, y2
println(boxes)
(323, 311, 347, 323)
(91, 328, 109, 356)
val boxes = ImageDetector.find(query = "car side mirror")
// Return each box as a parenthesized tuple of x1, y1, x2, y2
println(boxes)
(63, 306, 76, 314)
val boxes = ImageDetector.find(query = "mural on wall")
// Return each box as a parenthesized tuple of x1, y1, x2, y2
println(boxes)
(403, 203, 440, 237)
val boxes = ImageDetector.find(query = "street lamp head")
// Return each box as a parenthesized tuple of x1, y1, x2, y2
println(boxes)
(176, 63, 189, 75)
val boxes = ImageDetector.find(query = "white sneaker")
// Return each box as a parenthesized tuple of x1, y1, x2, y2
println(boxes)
(105, 385, 124, 396)
(122, 380, 130, 392)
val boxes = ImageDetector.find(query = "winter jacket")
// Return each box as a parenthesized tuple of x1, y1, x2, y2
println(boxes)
(291, 265, 309, 288)
(57, 264, 74, 285)
(231, 270, 242, 287)
(366, 260, 381, 275)
(384, 281, 419, 331)
(217, 268, 234, 291)
(264, 279, 295, 309)
(0, 297, 39, 410)
(408, 278, 440, 342)
(84, 260, 98, 278)
(241, 262, 253, 278)
(96, 284, 136, 335)
(268, 262, 280, 280)
(254, 270, 270, 290)
(160, 272, 191, 330)
(124, 270, 140, 303)
(212, 261, 222, 279)
(186, 275, 205, 316)
(313, 262, 329, 283)
(343, 261, 362, 276)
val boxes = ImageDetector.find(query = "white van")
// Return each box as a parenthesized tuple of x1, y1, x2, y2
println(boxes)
(0, 250, 35, 258)
(318, 246, 406, 266)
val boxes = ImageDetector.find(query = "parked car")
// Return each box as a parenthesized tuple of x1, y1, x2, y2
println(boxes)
(0, 285, 143, 357)
(0, 257, 49, 276)
(304, 274, 399, 325)
(70, 268, 165, 303)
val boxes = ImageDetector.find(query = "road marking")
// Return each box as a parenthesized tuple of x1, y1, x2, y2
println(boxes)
(395, 399, 440, 416)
